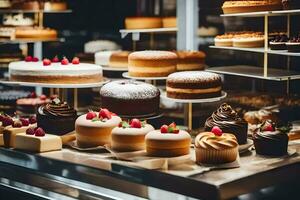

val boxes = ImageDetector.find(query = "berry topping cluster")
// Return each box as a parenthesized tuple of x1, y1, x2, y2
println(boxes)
(160, 122, 179, 134)
(25, 56, 39, 62)
(86, 108, 116, 122)
(0, 114, 36, 128)
(118, 118, 146, 129)
(42, 56, 80, 66)
(260, 120, 275, 132)
(26, 127, 45, 137)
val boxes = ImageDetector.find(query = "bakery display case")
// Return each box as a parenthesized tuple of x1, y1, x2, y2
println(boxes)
(0, 0, 300, 200)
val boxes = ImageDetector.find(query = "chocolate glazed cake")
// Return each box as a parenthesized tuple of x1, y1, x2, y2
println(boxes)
(100, 80, 160, 117)
(37, 98, 77, 135)
(166, 71, 222, 99)
(205, 103, 248, 144)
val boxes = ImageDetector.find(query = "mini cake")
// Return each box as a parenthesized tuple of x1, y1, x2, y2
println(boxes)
(145, 123, 191, 157)
(125, 17, 162, 29)
(37, 98, 77, 135)
(269, 35, 288, 50)
(100, 80, 160, 116)
(3, 116, 37, 148)
(166, 71, 222, 99)
(233, 33, 265, 48)
(222, 0, 282, 14)
(205, 103, 248, 144)
(15, 27, 57, 39)
(128, 50, 177, 77)
(111, 119, 154, 152)
(43, 0, 67, 11)
(75, 108, 122, 147)
(286, 36, 300, 52)
(162, 17, 177, 28)
(253, 120, 289, 156)
(214, 33, 234, 47)
(195, 126, 238, 164)
(109, 51, 131, 68)
(16, 94, 50, 117)
(176, 51, 206, 71)
(3, 14, 34, 26)
(15, 127, 62, 152)
(9, 56, 103, 84)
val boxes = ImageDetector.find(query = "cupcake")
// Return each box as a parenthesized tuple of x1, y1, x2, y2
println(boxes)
(205, 103, 248, 144)
(75, 108, 121, 148)
(37, 98, 77, 135)
(253, 120, 289, 157)
(195, 126, 238, 164)
(111, 119, 154, 152)
(145, 122, 191, 157)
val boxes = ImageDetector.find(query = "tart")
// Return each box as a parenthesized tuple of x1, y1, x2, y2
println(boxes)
(111, 119, 154, 152)
(145, 123, 191, 157)
(214, 33, 234, 47)
(195, 126, 238, 164)
(233, 33, 265, 48)
(75, 109, 122, 147)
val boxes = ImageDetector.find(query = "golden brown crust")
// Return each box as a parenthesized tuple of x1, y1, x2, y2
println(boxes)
(162, 17, 177, 28)
(76, 126, 113, 147)
(222, 1, 282, 14)
(125, 17, 162, 29)
(146, 146, 190, 157)
(109, 51, 130, 68)
(15, 27, 57, 39)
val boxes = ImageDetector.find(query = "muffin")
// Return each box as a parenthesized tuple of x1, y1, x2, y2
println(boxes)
(195, 126, 238, 164)
(111, 119, 154, 152)
(253, 120, 289, 156)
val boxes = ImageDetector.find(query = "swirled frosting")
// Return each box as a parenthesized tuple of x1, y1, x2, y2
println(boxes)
(39, 99, 77, 118)
(253, 130, 288, 142)
(205, 103, 248, 144)
(195, 132, 238, 150)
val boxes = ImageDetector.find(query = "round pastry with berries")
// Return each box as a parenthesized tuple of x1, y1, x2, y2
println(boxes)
(269, 35, 288, 50)
(75, 108, 122, 148)
(100, 80, 160, 117)
(286, 36, 300, 52)
(9, 56, 103, 84)
(195, 126, 238, 164)
(253, 120, 289, 156)
(37, 98, 77, 135)
(111, 119, 154, 152)
(145, 123, 191, 157)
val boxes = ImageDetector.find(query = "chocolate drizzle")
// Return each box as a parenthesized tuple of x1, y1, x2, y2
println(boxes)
(204, 103, 248, 144)
(39, 98, 76, 118)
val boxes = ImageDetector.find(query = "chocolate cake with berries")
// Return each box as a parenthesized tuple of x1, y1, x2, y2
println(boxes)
(286, 36, 300, 52)
(100, 80, 160, 117)
(37, 98, 77, 135)
(269, 34, 288, 50)
(166, 71, 222, 99)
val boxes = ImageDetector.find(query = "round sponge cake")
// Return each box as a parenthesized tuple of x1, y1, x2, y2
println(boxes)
(125, 17, 162, 29)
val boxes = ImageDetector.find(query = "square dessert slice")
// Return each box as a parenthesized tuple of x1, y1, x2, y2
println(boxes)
(15, 133, 62, 153)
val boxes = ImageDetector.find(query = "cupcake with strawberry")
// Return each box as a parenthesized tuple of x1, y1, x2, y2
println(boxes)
(75, 108, 121, 148)
(145, 122, 191, 157)
(111, 119, 154, 152)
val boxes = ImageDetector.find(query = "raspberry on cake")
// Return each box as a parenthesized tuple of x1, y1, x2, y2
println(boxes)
(128, 50, 177, 77)
(166, 71, 222, 99)
(111, 119, 154, 152)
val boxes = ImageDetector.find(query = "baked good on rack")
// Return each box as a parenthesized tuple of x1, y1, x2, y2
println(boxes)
(0, 0, 11, 8)
(244, 107, 278, 125)
(0, 27, 15, 38)
(15, 127, 62, 152)
(222, 0, 282, 14)
(253, 120, 289, 156)
(214, 33, 235, 47)
(75, 109, 121, 147)
(128, 50, 177, 77)
(15, 27, 57, 39)
(198, 26, 218, 37)
(100, 80, 160, 117)
(16, 94, 50, 117)
(205, 103, 248, 144)
(233, 33, 264, 48)
(176, 51, 206, 71)
(43, 0, 67, 11)
(166, 71, 222, 99)
(12, 0, 40, 10)
(195, 126, 238, 164)
(162, 17, 177, 28)
(9, 56, 103, 84)
(125, 17, 162, 29)
(37, 98, 77, 135)
(109, 51, 131, 68)
(3, 14, 34, 26)
(145, 122, 191, 157)
(286, 36, 300, 52)
(269, 34, 288, 50)
(0, 90, 30, 114)
(111, 119, 154, 152)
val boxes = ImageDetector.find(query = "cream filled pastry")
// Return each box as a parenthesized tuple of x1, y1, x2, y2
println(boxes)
(205, 103, 248, 144)
(111, 119, 154, 152)
(195, 126, 238, 164)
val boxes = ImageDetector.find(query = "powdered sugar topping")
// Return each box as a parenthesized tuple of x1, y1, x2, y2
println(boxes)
(167, 71, 221, 82)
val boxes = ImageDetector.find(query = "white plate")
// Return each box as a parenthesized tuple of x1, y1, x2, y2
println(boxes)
(122, 72, 168, 80)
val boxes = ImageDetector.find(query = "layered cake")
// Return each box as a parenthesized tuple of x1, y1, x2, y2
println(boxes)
(253, 120, 289, 156)
(286, 36, 300, 52)
(75, 109, 122, 147)
(125, 17, 162, 29)
(222, 0, 282, 14)
(176, 51, 206, 71)
(195, 126, 238, 164)
(162, 17, 177, 28)
(166, 71, 222, 99)
(43, 0, 67, 11)
(205, 103, 248, 144)
(233, 33, 264, 48)
(128, 50, 177, 77)
(16, 94, 50, 117)
(269, 34, 288, 50)
(3, 14, 34, 26)
(9, 56, 103, 84)
(100, 80, 160, 117)
(15, 127, 62, 152)
(111, 119, 154, 152)
(37, 98, 77, 135)
(145, 123, 191, 157)
(109, 51, 130, 68)
(15, 27, 57, 39)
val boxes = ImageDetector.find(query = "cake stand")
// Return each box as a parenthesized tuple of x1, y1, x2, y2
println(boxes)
(160, 91, 227, 130)
(102, 66, 128, 72)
